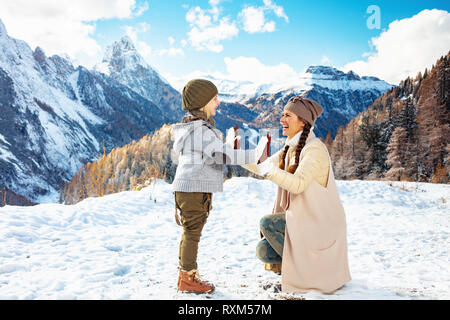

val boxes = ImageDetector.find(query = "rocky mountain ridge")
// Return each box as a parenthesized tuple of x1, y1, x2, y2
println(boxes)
(0, 20, 171, 205)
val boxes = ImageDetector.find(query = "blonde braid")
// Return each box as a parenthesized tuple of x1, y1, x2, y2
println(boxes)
(278, 145, 290, 170)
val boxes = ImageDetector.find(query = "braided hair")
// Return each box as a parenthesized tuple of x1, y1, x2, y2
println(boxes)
(278, 121, 312, 174)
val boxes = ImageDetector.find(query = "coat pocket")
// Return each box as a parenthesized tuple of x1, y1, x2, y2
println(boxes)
(315, 239, 336, 252)
(299, 225, 338, 252)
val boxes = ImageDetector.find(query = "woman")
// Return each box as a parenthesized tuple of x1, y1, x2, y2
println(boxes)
(172, 79, 268, 294)
(242, 96, 351, 294)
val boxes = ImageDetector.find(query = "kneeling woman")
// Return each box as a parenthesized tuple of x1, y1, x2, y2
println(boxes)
(242, 96, 351, 294)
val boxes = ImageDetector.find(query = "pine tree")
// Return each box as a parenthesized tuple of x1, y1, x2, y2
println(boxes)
(385, 126, 408, 181)
(323, 132, 333, 153)
(400, 99, 418, 137)
(432, 160, 447, 183)
(359, 115, 391, 177)
(330, 126, 346, 178)
(400, 99, 419, 180)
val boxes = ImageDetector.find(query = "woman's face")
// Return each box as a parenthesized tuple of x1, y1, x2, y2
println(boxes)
(203, 94, 220, 117)
(280, 110, 305, 139)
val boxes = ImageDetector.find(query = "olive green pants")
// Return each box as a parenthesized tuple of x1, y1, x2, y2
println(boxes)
(256, 213, 285, 264)
(175, 192, 212, 271)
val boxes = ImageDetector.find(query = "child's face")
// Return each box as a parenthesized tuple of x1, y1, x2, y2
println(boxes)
(204, 94, 220, 117)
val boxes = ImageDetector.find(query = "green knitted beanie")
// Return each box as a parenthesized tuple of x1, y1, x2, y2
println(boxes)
(182, 79, 218, 111)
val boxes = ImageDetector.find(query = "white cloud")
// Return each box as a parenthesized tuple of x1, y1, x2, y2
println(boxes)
(164, 55, 300, 92)
(158, 47, 185, 57)
(185, 2, 239, 53)
(123, 23, 152, 60)
(263, 0, 289, 22)
(342, 9, 450, 85)
(209, 0, 221, 6)
(163, 70, 209, 91)
(184, 0, 287, 52)
(134, 1, 149, 17)
(208, 0, 221, 22)
(124, 26, 138, 42)
(124, 24, 183, 60)
(321, 56, 331, 66)
(239, 6, 275, 33)
(137, 22, 150, 33)
(124, 22, 150, 42)
(238, 0, 288, 34)
(187, 17, 239, 53)
(223, 56, 298, 84)
(0, 0, 143, 68)
(136, 42, 153, 60)
(159, 36, 184, 57)
(186, 7, 212, 29)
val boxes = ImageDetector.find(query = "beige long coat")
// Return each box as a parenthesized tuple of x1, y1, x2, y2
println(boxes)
(243, 131, 351, 294)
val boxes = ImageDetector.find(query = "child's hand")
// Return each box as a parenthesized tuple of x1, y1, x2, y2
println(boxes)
(257, 156, 275, 177)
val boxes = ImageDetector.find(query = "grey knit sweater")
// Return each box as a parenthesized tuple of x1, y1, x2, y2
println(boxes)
(172, 120, 256, 193)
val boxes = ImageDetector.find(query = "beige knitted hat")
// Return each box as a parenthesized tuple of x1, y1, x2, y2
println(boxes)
(182, 79, 218, 111)
(284, 96, 323, 126)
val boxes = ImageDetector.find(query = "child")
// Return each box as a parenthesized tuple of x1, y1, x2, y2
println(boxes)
(172, 79, 268, 294)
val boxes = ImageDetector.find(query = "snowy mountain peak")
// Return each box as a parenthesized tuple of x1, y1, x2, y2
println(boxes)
(93, 36, 182, 120)
(101, 35, 148, 73)
(117, 35, 136, 51)
(33, 46, 47, 63)
(306, 65, 339, 76)
(34, 46, 46, 56)
(103, 36, 136, 59)
(306, 65, 362, 81)
(0, 18, 7, 38)
(0, 20, 176, 204)
(345, 70, 361, 81)
(94, 36, 182, 121)
(194, 65, 393, 105)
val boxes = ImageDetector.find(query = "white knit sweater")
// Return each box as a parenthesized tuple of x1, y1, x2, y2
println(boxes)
(172, 120, 257, 193)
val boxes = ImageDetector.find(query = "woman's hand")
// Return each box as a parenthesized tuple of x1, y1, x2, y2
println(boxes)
(225, 125, 240, 149)
(256, 134, 271, 164)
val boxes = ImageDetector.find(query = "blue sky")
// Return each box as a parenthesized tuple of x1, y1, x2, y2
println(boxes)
(0, 0, 449, 86)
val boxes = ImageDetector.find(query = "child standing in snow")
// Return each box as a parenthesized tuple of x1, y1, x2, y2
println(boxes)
(242, 96, 351, 294)
(172, 79, 268, 294)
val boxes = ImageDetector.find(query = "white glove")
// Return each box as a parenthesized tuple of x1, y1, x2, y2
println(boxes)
(255, 135, 269, 163)
(225, 127, 241, 149)
(257, 158, 275, 177)
(225, 127, 235, 148)
(225, 127, 236, 148)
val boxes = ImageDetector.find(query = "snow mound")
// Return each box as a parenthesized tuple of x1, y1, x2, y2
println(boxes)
(0, 178, 448, 300)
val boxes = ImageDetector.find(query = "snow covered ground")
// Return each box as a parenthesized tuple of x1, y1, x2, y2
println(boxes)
(0, 178, 448, 300)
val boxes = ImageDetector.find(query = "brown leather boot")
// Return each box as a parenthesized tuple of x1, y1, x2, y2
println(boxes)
(177, 268, 215, 294)
(264, 263, 282, 275)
